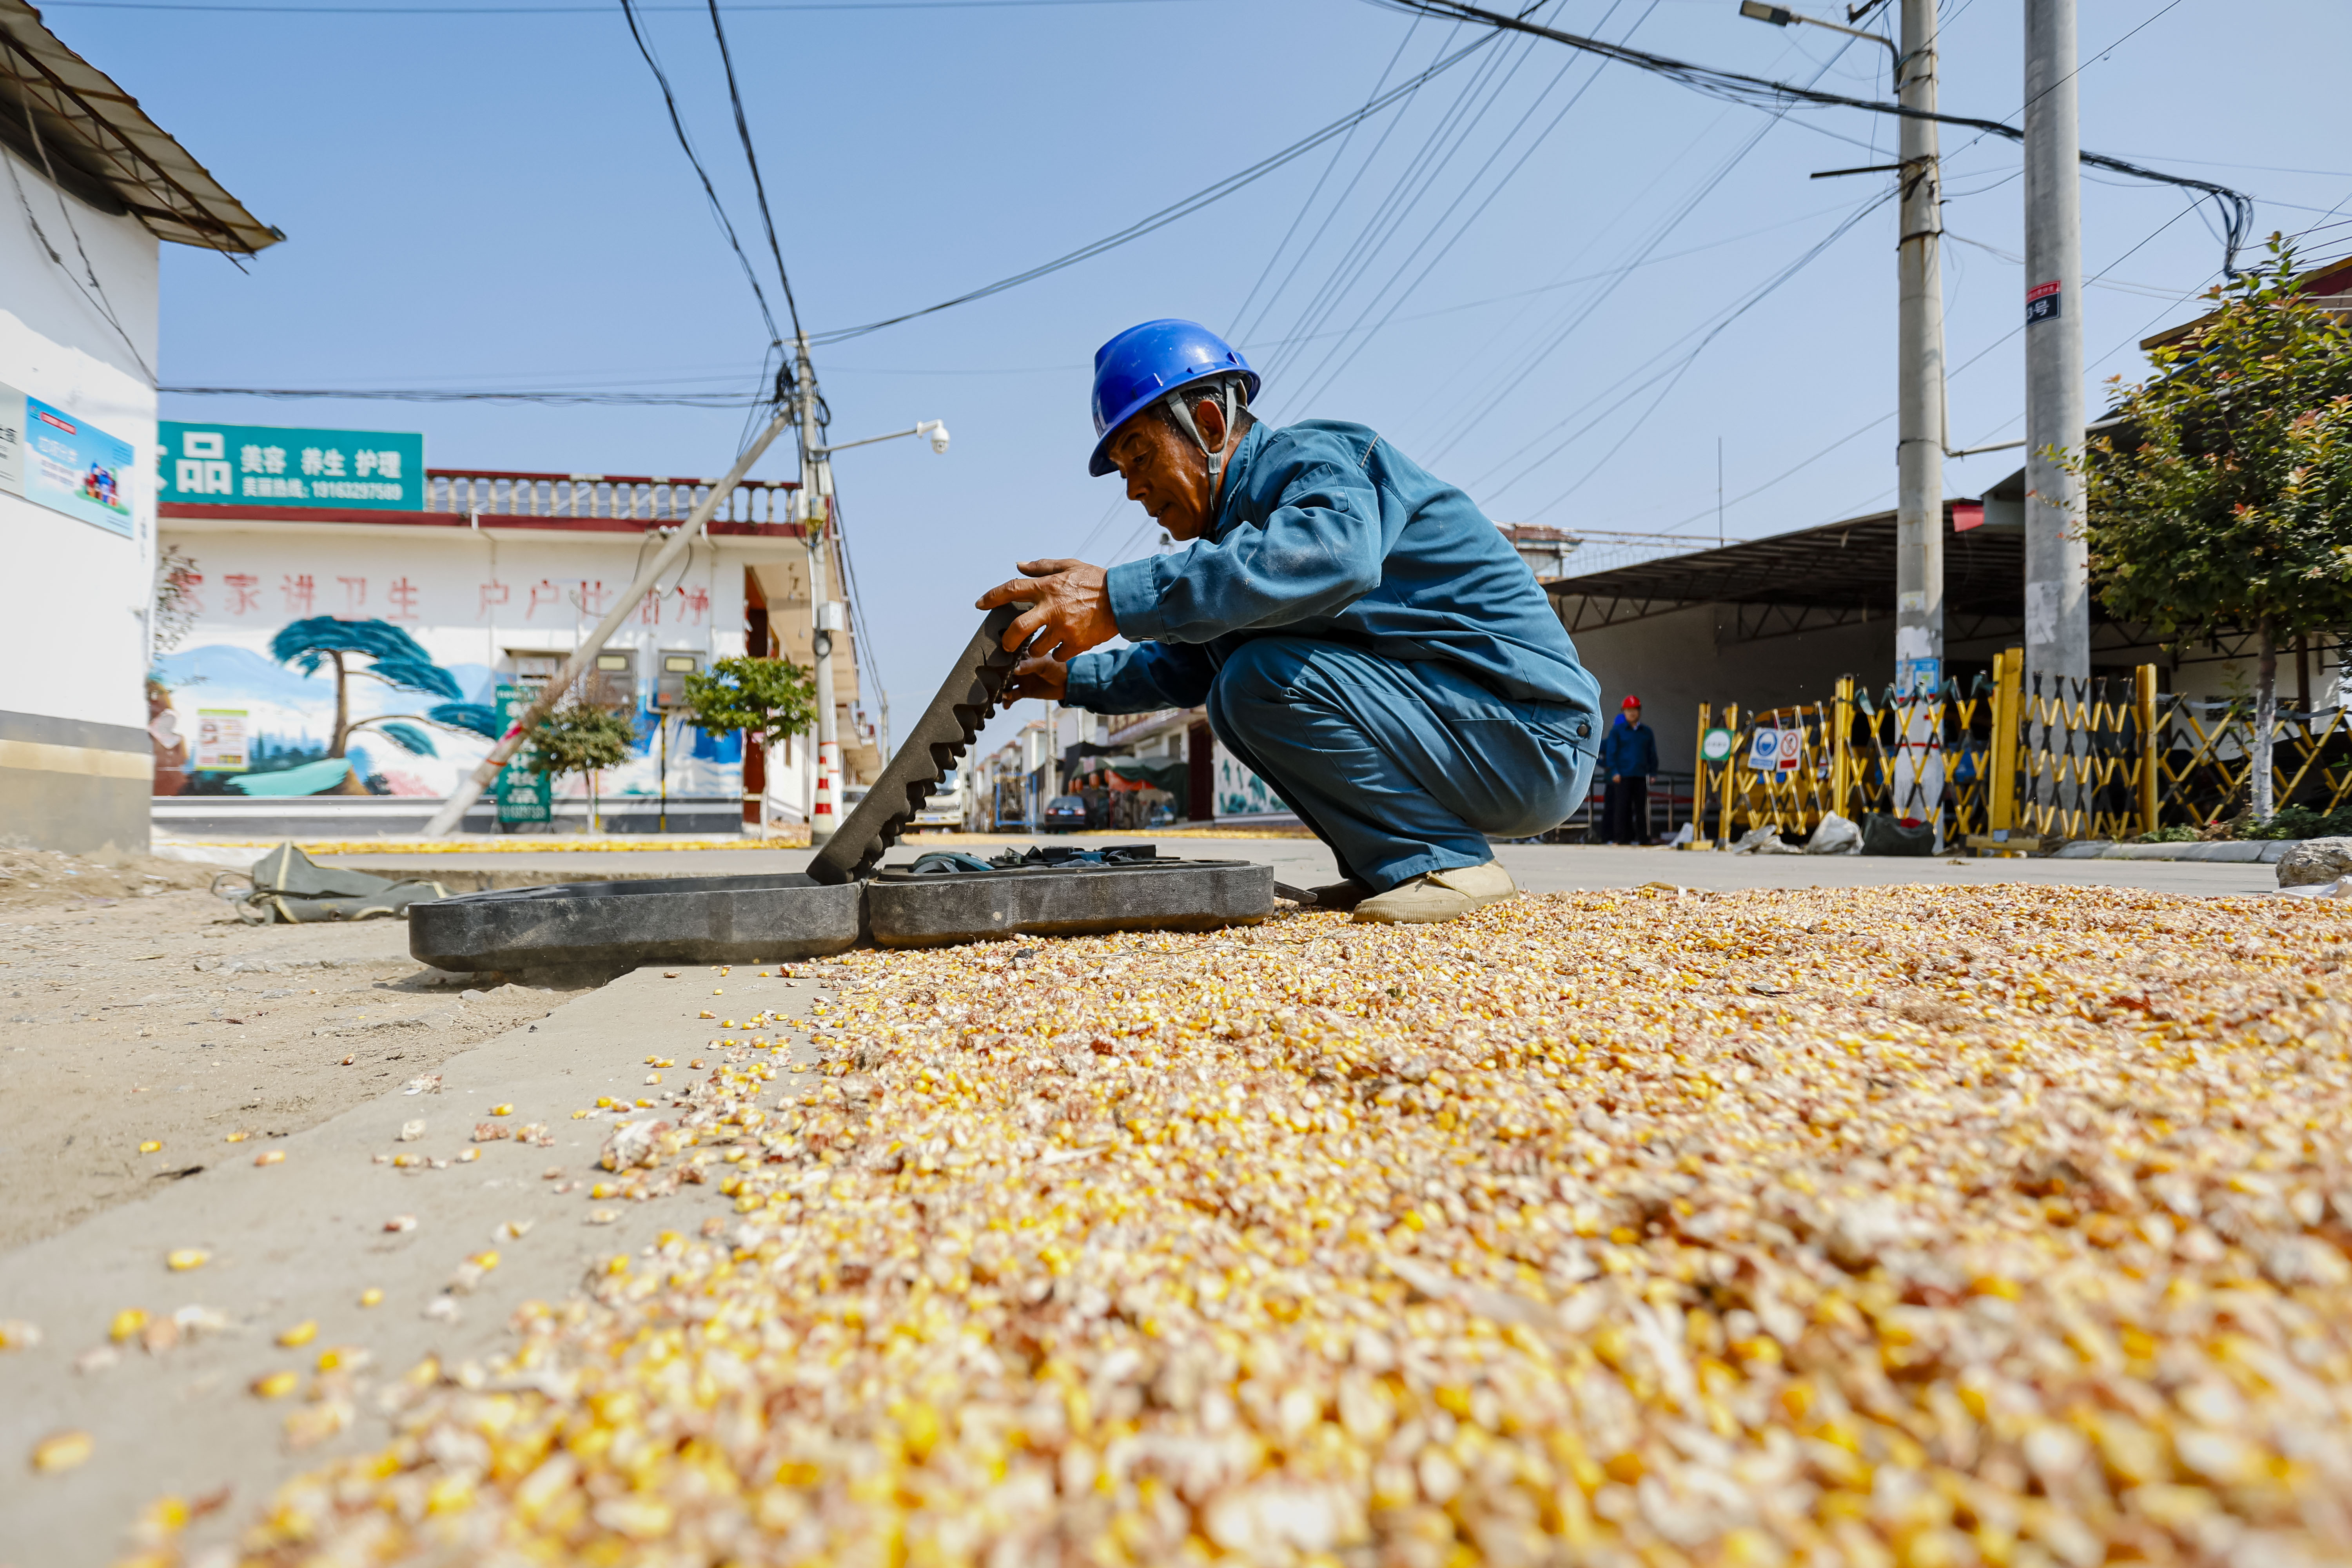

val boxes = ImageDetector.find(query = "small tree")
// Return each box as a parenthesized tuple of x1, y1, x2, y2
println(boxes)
(680, 656, 817, 749)
(678, 657, 817, 833)
(2073, 237, 2352, 820)
(524, 702, 641, 833)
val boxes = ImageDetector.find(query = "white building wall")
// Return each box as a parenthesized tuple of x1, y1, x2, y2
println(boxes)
(154, 518, 782, 817)
(0, 143, 161, 849)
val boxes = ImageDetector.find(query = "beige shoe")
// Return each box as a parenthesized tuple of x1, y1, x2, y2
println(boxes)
(1351, 862, 1519, 925)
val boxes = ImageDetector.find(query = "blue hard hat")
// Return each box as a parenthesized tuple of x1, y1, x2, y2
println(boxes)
(1088, 319, 1260, 477)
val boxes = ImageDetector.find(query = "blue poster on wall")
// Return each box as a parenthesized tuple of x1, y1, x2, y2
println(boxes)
(22, 395, 133, 537)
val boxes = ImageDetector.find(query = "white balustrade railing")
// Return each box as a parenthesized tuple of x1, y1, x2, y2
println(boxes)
(423, 470, 799, 524)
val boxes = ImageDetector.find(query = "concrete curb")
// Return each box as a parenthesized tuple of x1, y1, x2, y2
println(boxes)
(334, 863, 694, 891)
(2050, 840, 2296, 864)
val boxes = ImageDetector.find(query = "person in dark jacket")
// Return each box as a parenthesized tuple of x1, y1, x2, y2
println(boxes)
(978, 320, 1601, 924)
(1598, 695, 1658, 844)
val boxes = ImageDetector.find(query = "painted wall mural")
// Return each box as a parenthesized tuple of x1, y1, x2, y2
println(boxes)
(152, 633, 744, 800)
(149, 535, 751, 803)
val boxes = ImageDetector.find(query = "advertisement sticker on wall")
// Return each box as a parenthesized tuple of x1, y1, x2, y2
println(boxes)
(194, 709, 250, 772)
(15, 392, 134, 537)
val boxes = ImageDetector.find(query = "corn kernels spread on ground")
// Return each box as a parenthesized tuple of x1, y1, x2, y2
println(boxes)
(170, 886, 2352, 1565)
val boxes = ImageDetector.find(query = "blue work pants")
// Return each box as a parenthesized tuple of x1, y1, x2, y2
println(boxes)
(1204, 637, 1595, 891)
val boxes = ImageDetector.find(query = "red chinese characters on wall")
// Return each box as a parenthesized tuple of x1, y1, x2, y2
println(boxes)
(180, 563, 728, 628)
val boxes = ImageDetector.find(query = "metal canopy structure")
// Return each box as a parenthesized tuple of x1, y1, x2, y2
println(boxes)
(0, 0, 278, 254)
(1543, 502, 2046, 646)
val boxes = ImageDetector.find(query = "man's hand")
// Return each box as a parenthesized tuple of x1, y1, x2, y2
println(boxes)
(976, 558, 1118, 661)
(1000, 654, 1069, 702)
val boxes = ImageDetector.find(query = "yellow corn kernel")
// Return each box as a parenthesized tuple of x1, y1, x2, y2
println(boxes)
(31, 1430, 93, 1472)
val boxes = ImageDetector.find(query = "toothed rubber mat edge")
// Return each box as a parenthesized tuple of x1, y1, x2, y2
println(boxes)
(807, 602, 1025, 887)
(409, 872, 862, 969)
(864, 858, 1274, 947)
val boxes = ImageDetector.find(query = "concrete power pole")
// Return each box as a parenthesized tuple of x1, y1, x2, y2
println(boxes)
(1893, 0, 1945, 703)
(2023, 0, 2088, 702)
(795, 331, 842, 848)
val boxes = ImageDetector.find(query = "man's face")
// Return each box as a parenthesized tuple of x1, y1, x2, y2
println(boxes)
(1103, 395, 1228, 542)
(1625, 705, 1641, 725)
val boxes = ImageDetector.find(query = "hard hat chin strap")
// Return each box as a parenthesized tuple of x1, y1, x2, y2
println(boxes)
(1162, 377, 1240, 507)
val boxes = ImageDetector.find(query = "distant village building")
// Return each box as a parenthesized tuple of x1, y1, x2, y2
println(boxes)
(0, 4, 276, 850)
(1495, 523, 1578, 580)
(151, 447, 880, 837)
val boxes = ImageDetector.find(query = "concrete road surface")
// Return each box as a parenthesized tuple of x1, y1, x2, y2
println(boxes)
(3, 835, 2279, 1562)
(0, 963, 839, 1568)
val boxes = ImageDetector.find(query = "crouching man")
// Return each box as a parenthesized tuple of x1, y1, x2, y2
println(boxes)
(979, 319, 1600, 924)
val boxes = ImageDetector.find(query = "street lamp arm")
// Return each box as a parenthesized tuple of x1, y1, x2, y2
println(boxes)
(813, 419, 951, 457)
(1737, 1, 1900, 74)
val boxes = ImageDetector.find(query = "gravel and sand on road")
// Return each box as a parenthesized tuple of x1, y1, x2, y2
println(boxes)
(8, 879, 2347, 1566)
(0, 851, 590, 1253)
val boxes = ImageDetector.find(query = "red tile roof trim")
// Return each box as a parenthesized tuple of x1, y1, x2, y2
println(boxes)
(158, 503, 808, 536)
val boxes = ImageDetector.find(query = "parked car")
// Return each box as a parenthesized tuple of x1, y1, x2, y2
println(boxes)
(911, 768, 965, 830)
(1040, 794, 1089, 833)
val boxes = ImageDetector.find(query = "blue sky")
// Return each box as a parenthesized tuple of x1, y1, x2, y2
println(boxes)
(49, 0, 2352, 757)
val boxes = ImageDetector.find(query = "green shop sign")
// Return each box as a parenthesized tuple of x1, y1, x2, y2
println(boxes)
(159, 420, 425, 511)
(493, 684, 552, 824)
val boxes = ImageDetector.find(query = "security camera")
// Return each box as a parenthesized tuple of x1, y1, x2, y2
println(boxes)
(922, 420, 951, 456)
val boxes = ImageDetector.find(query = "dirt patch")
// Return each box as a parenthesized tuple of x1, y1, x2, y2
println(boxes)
(0, 844, 217, 912)
(0, 869, 592, 1251)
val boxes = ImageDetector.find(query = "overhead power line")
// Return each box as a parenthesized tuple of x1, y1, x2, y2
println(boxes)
(703, 0, 802, 344)
(1423, 29, 1867, 464)
(617, 0, 784, 346)
(803, 31, 1502, 345)
(1283, 0, 1658, 414)
(45, 0, 1212, 11)
(159, 385, 765, 405)
(1366, 0, 2258, 276)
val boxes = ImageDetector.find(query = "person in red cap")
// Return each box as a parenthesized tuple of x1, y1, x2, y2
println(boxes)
(1598, 695, 1657, 844)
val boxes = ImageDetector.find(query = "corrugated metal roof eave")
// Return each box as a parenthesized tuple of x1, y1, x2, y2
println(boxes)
(0, 0, 278, 254)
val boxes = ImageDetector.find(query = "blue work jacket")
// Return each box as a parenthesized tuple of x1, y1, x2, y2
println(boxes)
(1063, 420, 1599, 731)
(1598, 718, 1658, 779)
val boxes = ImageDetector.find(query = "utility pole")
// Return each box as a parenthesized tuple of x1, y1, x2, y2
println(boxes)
(2023, 0, 2087, 705)
(1044, 700, 1060, 804)
(419, 409, 794, 838)
(1893, 0, 1944, 703)
(1741, 0, 1943, 710)
(795, 331, 841, 848)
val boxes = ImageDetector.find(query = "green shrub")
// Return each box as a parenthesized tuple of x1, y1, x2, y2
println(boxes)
(2239, 802, 2352, 840)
